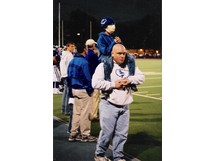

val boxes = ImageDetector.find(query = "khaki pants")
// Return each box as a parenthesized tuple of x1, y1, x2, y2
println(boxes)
(91, 89, 100, 119)
(71, 89, 92, 136)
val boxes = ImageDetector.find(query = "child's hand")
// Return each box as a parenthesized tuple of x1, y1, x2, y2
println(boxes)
(114, 36, 121, 43)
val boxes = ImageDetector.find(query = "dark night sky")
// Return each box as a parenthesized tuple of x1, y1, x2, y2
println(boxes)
(53, 0, 161, 22)
(53, 0, 162, 49)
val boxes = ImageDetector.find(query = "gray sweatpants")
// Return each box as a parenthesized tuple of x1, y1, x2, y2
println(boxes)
(95, 99, 130, 161)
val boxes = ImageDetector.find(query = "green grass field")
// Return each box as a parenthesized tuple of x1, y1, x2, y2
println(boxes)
(53, 59, 162, 161)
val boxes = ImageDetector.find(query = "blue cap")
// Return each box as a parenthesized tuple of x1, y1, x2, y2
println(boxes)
(100, 17, 115, 29)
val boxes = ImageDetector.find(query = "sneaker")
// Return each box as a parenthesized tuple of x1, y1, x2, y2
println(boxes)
(118, 159, 126, 161)
(81, 135, 97, 142)
(53, 88, 63, 94)
(53, 88, 58, 94)
(75, 134, 82, 141)
(57, 90, 63, 94)
(94, 155, 111, 161)
(68, 133, 78, 142)
(87, 135, 97, 142)
(59, 87, 64, 92)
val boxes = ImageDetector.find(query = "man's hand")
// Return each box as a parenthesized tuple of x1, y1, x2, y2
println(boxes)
(115, 79, 122, 88)
(114, 78, 131, 88)
(121, 78, 130, 86)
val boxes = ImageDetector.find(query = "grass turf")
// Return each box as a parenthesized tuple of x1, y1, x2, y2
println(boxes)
(53, 58, 162, 161)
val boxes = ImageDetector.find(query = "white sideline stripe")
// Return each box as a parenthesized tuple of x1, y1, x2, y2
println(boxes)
(53, 116, 69, 126)
(146, 93, 161, 96)
(146, 77, 162, 80)
(134, 91, 148, 94)
(138, 85, 161, 88)
(144, 72, 162, 75)
(133, 93, 162, 101)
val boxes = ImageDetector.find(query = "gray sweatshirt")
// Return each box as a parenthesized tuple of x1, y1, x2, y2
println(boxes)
(92, 61, 144, 105)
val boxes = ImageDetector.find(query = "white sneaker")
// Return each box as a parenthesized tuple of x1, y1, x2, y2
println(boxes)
(53, 88, 58, 94)
(57, 90, 63, 94)
(53, 88, 63, 94)
(94, 156, 111, 161)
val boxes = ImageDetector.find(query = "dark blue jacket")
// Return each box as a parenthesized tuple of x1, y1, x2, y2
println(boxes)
(85, 49, 100, 77)
(97, 32, 116, 62)
(67, 53, 93, 95)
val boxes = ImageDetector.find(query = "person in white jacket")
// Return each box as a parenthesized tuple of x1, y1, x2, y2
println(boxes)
(59, 42, 76, 115)
(92, 44, 144, 161)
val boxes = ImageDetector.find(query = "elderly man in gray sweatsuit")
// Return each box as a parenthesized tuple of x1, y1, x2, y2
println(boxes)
(92, 44, 144, 161)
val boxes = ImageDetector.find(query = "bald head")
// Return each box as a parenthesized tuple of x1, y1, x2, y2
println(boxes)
(111, 44, 127, 65)
(112, 44, 126, 53)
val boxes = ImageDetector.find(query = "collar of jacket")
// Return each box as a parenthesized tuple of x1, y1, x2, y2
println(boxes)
(74, 53, 85, 58)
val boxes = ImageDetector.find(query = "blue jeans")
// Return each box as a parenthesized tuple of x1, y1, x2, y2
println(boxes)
(68, 103, 73, 132)
(61, 79, 70, 114)
(95, 99, 130, 161)
(68, 103, 81, 133)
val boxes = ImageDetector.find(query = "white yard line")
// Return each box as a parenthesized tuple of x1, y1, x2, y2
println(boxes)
(137, 85, 162, 88)
(146, 93, 161, 96)
(133, 93, 162, 101)
(144, 72, 162, 75)
(146, 77, 162, 80)
(53, 116, 69, 126)
(134, 91, 148, 94)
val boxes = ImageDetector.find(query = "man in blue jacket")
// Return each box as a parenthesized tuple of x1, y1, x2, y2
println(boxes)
(67, 44, 96, 142)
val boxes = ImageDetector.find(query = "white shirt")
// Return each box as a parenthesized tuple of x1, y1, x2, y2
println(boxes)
(60, 51, 73, 78)
(92, 61, 144, 105)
